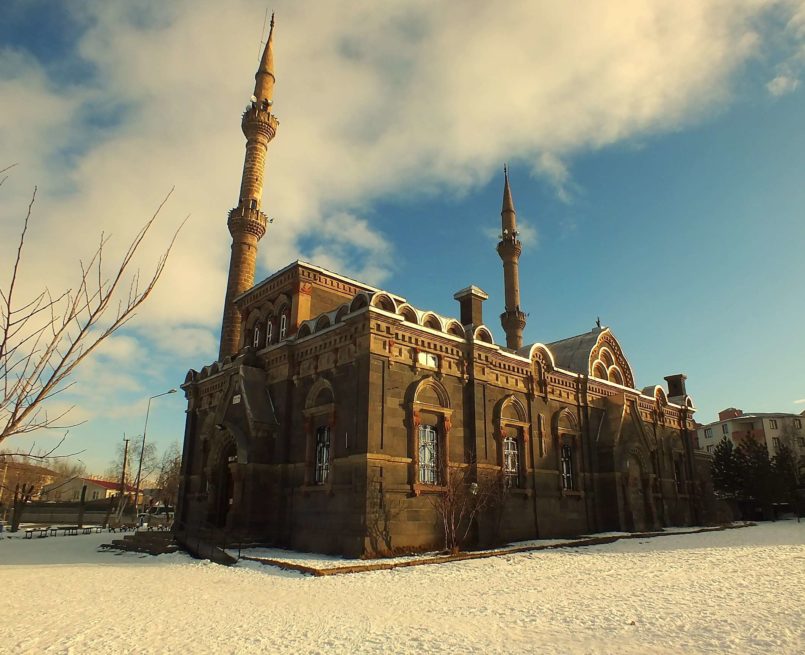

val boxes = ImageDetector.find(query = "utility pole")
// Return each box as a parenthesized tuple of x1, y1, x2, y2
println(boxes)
(116, 436, 129, 521)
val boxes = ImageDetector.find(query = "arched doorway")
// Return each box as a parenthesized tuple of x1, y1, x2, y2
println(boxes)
(212, 441, 237, 528)
(626, 454, 648, 532)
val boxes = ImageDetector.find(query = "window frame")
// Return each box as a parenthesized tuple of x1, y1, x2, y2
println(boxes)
(314, 425, 331, 485)
(560, 443, 575, 491)
(503, 435, 520, 488)
(417, 424, 440, 485)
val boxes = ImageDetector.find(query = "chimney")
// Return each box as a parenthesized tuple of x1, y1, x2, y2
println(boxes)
(664, 374, 687, 399)
(453, 286, 488, 326)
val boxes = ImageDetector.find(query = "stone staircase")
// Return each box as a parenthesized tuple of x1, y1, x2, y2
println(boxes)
(102, 529, 180, 556)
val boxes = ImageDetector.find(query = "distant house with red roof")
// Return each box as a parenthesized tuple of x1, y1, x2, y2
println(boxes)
(41, 477, 137, 502)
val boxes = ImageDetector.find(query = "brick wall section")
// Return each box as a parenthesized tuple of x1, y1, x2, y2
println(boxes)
(219, 233, 259, 359)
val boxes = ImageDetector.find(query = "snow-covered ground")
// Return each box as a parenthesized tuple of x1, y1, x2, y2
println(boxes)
(2, 522, 803, 654)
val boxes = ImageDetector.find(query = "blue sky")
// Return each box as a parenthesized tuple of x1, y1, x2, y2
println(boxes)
(1, 1, 804, 474)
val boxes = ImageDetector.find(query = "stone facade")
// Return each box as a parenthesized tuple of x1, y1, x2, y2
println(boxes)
(175, 19, 717, 558)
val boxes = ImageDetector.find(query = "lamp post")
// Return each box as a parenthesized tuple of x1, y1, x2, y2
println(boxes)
(132, 388, 177, 514)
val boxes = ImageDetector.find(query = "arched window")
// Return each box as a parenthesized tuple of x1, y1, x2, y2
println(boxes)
(252, 323, 261, 348)
(314, 426, 331, 484)
(503, 436, 520, 488)
(560, 444, 575, 490)
(266, 316, 274, 344)
(279, 312, 288, 340)
(418, 424, 439, 485)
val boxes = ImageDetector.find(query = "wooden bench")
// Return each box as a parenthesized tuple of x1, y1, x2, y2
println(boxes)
(24, 527, 50, 538)
(58, 526, 79, 536)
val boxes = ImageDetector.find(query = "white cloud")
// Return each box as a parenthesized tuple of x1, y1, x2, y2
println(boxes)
(767, 74, 800, 96)
(794, 398, 805, 404)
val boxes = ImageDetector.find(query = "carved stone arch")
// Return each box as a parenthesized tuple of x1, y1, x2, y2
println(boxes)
(496, 394, 527, 424)
(397, 303, 418, 323)
(552, 406, 580, 438)
(370, 292, 397, 313)
(589, 329, 635, 389)
(350, 293, 370, 312)
(599, 347, 615, 368)
(244, 308, 261, 331)
(262, 300, 276, 317)
(654, 386, 668, 405)
(297, 322, 312, 339)
(473, 325, 495, 344)
(528, 344, 555, 371)
(274, 293, 291, 311)
(421, 312, 443, 332)
(305, 377, 335, 410)
(335, 304, 350, 323)
(445, 320, 465, 338)
(207, 422, 249, 466)
(315, 314, 331, 332)
(607, 365, 624, 386)
(410, 376, 451, 409)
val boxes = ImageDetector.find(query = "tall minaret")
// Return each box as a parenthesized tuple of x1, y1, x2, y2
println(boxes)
(497, 165, 527, 350)
(219, 15, 279, 360)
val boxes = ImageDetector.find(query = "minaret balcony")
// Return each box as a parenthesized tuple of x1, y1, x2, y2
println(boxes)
(241, 107, 279, 141)
(497, 238, 522, 259)
(500, 309, 527, 331)
(228, 205, 268, 239)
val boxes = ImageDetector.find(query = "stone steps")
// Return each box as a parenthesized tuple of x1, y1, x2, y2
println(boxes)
(101, 530, 179, 555)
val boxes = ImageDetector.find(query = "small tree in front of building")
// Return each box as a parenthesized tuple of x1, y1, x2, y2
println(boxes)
(711, 437, 743, 500)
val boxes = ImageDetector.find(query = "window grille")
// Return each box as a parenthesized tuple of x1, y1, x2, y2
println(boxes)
(314, 426, 331, 484)
(418, 425, 439, 485)
(503, 436, 519, 487)
(560, 444, 574, 490)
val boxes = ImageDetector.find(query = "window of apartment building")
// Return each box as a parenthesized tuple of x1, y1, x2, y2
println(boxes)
(503, 436, 520, 488)
(798, 437, 805, 448)
(769, 419, 778, 430)
(314, 426, 331, 484)
(795, 418, 802, 430)
(418, 424, 439, 485)
(721, 423, 729, 435)
(706, 445, 714, 454)
(704, 428, 713, 438)
(560, 444, 575, 491)
(772, 437, 781, 450)
(92, 491, 99, 500)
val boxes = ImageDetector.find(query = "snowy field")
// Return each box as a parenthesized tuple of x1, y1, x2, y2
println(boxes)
(1, 522, 803, 654)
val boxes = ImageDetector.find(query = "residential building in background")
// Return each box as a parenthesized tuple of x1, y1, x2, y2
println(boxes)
(697, 408, 805, 470)
(40, 477, 136, 502)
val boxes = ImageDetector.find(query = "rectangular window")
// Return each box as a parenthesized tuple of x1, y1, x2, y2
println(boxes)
(798, 437, 805, 448)
(92, 491, 99, 500)
(721, 424, 729, 435)
(769, 419, 778, 430)
(418, 425, 439, 485)
(706, 445, 714, 454)
(795, 418, 802, 429)
(416, 352, 439, 369)
(560, 444, 574, 491)
(314, 426, 331, 484)
(772, 437, 781, 450)
(704, 428, 713, 438)
(503, 436, 520, 488)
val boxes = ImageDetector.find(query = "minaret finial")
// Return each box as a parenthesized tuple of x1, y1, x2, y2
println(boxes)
(253, 12, 276, 104)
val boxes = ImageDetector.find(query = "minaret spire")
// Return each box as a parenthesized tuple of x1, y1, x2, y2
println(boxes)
(497, 165, 527, 350)
(219, 15, 280, 360)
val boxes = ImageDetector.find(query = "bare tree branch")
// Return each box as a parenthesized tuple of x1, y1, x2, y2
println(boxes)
(1, 178, 185, 444)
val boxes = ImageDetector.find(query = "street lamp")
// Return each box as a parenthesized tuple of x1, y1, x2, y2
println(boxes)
(132, 388, 177, 514)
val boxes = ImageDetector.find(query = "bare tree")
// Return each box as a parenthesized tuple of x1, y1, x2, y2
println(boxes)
(428, 463, 505, 555)
(1, 169, 184, 446)
(155, 441, 182, 510)
(366, 467, 406, 555)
